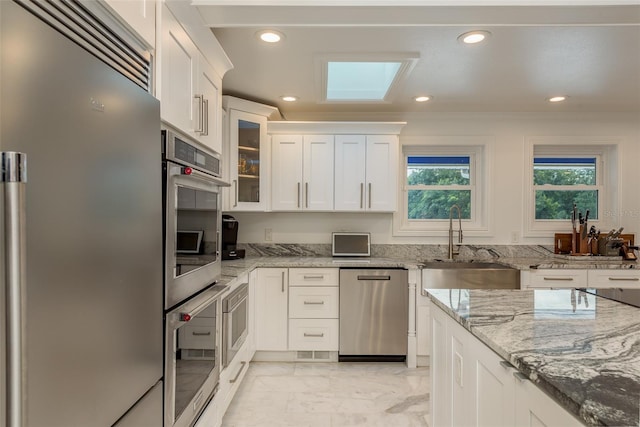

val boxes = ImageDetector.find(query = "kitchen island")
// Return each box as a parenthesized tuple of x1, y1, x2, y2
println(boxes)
(427, 288, 640, 427)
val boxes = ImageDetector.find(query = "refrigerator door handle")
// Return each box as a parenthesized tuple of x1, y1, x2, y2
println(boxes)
(1, 151, 28, 427)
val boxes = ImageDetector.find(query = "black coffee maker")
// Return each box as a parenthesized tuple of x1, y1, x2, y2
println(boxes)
(222, 214, 245, 260)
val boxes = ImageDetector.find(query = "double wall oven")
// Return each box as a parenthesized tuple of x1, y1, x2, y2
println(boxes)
(162, 127, 228, 427)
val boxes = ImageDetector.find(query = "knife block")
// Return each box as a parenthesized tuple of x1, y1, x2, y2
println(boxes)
(555, 232, 635, 256)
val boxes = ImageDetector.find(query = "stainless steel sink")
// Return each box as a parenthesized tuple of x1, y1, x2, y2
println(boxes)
(422, 261, 520, 290)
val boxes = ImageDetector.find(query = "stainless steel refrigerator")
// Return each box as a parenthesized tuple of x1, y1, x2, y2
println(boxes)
(1, 1, 163, 426)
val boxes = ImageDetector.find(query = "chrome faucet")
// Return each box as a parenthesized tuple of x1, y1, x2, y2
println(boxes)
(448, 204, 463, 259)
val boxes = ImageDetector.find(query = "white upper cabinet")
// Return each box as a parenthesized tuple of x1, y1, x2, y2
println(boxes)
(159, 5, 230, 154)
(197, 59, 223, 154)
(269, 121, 405, 213)
(366, 135, 399, 211)
(271, 134, 334, 211)
(223, 96, 279, 211)
(104, 0, 156, 48)
(334, 135, 367, 211)
(160, 5, 198, 135)
(335, 134, 399, 212)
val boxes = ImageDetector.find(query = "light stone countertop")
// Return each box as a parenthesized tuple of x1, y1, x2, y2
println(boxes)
(220, 255, 639, 282)
(427, 288, 640, 427)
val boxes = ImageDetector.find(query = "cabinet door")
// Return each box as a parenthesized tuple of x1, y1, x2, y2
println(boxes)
(271, 134, 303, 210)
(514, 375, 583, 427)
(430, 305, 450, 427)
(303, 134, 334, 211)
(366, 135, 398, 212)
(228, 110, 269, 211)
(160, 6, 198, 135)
(105, 0, 156, 48)
(197, 59, 223, 154)
(471, 339, 516, 427)
(255, 268, 288, 351)
(334, 135, 366, 211)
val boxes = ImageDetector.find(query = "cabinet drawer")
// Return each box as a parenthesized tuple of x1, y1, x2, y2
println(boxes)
(288, 319, 339, 351)
(289, 287, 338, 318)
(588, 269, 640, 288)
(529, 269, 587, 288)
(289, 268, 339, 286)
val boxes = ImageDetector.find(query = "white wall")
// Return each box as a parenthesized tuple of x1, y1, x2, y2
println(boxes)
(229, 111, 640, 246)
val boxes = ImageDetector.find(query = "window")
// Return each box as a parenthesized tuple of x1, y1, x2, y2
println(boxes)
(394, 139, 488, 236)
(407, 156, 472, 219)
(524, 138, 619, 237)
(533, 157, 599, 220)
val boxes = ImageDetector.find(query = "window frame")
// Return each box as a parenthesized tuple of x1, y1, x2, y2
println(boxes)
(393, 137, 490, 237)
(524, 137, 620, 237)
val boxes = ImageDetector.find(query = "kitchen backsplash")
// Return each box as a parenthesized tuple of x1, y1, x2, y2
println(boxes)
(237, 243, 556, 259)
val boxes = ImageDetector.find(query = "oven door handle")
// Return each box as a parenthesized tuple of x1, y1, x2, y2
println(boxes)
(179, 167, 230, 187)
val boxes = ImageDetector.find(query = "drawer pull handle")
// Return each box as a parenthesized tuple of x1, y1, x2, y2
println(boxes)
(608, 277, 640, 281)
(499, 360, 513, 370)
(513, 372, 528, 382)
(303, 301, 325, 305)
(304, 333, 324, 338)
(229, 361, 247, 384)
(357, 275, 391, 281)
(303, 275, 325, 279)
(543, 277, 574, 281)
(192, 331, 211, 336)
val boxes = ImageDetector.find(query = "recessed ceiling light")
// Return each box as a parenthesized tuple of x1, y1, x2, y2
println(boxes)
(280, 96, 298, 102)
(256, 30, 284, 43)
(548, 95, 568, 103)
(414, 95, 431, 102)
(458, 30, 491, 44)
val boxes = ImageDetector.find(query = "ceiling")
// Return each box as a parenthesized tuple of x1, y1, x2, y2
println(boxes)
(193, 1, 640, 117)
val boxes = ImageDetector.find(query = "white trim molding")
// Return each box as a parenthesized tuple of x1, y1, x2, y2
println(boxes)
(523, 136, 622, 238)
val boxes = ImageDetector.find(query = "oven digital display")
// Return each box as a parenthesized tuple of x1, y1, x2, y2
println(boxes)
(173, 137, 220, 176)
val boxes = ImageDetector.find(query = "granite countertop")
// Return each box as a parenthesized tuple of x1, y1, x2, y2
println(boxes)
(221, 256, 420, 277)
(427, 288, 640, 427)
(221, 255, 639, 278)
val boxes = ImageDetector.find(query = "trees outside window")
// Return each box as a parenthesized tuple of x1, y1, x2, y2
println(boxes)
(533, 157, 599, 220)
(406, 156, 473, 220)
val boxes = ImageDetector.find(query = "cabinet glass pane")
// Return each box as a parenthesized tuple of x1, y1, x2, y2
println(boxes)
(238, 119, 260, 203)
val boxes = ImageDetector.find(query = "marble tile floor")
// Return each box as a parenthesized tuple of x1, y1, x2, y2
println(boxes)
(221, 362, 430, 427)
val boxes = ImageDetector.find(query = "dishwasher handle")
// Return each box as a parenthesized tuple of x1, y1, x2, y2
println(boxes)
(357, 275, 391, 281)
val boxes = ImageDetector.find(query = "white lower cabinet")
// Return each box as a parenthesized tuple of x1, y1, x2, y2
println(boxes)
(255, 268, 288, 351)
(587, 268, 640, 288)
(288, 319, 339, 351)
(524, 268, 640, 290)
(514, 373, 583, 427)
(525, 269, 587, 289)
(288, 268, 339, 352)
(430, 302, 584, 427)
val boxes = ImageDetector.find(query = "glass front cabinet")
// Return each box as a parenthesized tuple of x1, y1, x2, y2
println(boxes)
(223, 96, 279, 211)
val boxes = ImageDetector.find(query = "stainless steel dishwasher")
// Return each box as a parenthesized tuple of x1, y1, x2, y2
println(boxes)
(339, 269, 408, 361)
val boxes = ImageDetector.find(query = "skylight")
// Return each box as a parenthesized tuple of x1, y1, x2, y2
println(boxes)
(326, 61, 402, 101)
(315, 53, 419, 104)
